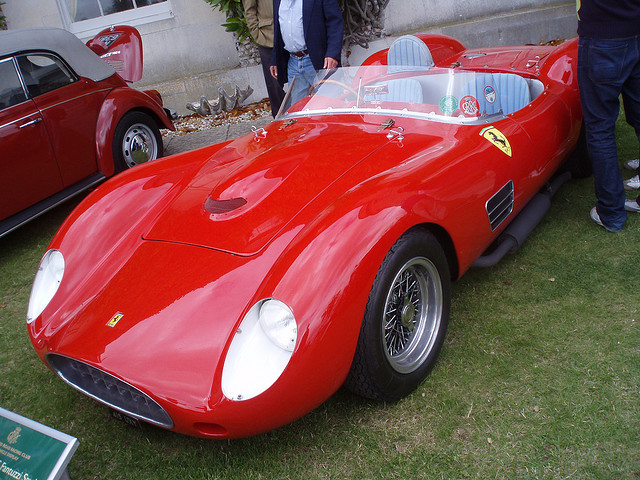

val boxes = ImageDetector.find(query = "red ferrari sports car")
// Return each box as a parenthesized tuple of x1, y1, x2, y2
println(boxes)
(0, 25, 174, 238)
(26, 34, 585, 438)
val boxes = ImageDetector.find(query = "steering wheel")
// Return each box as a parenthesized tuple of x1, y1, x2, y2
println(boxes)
(309, 79, 361, 100)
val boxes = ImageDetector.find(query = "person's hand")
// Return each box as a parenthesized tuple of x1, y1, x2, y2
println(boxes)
(323, 57, 338, 69)
(270, 65, 278, 79)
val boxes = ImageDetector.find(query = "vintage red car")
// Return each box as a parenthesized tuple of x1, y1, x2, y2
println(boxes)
(26, 34, 585, 438)
(0, 25, 174, 237)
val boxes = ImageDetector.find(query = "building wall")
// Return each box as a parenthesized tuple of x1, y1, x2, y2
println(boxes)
(3, 0, 577, 114)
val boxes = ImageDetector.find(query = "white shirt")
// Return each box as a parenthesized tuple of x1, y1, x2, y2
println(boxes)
(278, 0, 307, 53)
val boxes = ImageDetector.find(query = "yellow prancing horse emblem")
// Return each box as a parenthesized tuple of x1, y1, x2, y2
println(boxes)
(107, 312, 124, 328)
(480, 126, 512, 157)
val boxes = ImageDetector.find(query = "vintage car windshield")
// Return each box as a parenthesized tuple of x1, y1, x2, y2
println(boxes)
(277, 66, 535, 124)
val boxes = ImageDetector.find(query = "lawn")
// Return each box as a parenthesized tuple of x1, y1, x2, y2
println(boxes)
(0, 118, 638, 480)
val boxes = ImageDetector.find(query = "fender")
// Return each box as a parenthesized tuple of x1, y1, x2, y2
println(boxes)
(249, 195, 459, 407)
(539, 38, 579, 90)
(95, 87, 175, 176)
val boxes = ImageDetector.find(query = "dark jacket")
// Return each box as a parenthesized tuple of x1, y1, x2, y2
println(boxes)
(577, 0, 640, 39)
(271, 0, 344, 86)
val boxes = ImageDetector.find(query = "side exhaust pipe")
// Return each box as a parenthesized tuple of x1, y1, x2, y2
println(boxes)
(473, 172, 572, 268)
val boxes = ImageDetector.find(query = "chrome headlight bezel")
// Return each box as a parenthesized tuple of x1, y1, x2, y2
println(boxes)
(27, 249, 65, 324)
(221, 298, 297, 401)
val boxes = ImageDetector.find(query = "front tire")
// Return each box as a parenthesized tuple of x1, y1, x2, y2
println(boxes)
(345, 228, 451, 401)
(113, 111, 163, 172)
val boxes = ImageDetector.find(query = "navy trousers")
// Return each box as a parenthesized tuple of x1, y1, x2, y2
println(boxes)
(578, 35, 640, 231)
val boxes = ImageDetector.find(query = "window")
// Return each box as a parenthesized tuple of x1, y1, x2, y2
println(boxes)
(57, 0, 173, 37)
(16, 54, 76, 98)
(0, 58, 27, 110)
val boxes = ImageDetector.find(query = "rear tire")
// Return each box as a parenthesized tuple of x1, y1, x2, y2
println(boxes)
(113, 111, 163, 172)
(345, 228, 451, 401)
(561, 123, 592, 178)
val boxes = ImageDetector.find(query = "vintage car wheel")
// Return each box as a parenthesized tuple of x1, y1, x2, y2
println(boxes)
(561, 124, 591, 178)
(346, 228, 451, 401)
(113, 111, 163, 171)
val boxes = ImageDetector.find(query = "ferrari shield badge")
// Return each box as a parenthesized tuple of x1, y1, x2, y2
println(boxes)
(106, 312, 124, 328)
(480, 126, 512, 157)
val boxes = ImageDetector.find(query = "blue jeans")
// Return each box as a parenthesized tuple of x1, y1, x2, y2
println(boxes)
(578, 35, 640, 231)
(287, 54, 317, 105)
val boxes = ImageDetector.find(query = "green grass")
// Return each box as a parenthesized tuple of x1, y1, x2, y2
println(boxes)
(0, 118, 638, 479)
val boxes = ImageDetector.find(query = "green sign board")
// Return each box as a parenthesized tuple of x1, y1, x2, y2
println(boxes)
(0, 407, 78, 480)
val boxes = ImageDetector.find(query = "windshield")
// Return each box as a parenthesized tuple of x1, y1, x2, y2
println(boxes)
(277, 66, 535, 124)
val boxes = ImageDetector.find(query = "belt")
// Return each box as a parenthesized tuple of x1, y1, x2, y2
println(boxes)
(290, 50, 309, 57)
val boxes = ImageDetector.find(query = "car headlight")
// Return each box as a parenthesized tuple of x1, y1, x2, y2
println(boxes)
(27, 249, 65, 323)
(221, 299, 297, 401)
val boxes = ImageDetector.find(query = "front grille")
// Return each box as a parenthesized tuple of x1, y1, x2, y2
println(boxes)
(46, 354, 173, 429)
(486, 180, 514, 231)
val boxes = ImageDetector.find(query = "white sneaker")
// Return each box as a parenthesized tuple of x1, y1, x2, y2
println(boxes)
(624, 175, 640, 190)
(590, 207, 621, 231)
(590, 207, 605, 228)
(623, 159, 639, 171)
(625, 199, 640, 212)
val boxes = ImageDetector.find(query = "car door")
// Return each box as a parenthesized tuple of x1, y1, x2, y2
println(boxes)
(16, 52, 106, 187)
(0, 57, 63, 220)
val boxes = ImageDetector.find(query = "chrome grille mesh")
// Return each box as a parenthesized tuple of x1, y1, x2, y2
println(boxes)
(486, 180, 514, 231)
(46, 354, 173, 429)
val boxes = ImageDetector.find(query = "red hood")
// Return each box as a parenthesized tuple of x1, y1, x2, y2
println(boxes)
(86, 25, 143, 82)
(144, 118, 392, 255)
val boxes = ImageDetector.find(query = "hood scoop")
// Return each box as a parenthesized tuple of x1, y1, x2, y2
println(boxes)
(204, 196, 247, 214)
(143, 120, 394, 255)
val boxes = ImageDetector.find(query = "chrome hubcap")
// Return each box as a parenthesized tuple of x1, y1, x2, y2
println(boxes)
(122, 123, 157, 168)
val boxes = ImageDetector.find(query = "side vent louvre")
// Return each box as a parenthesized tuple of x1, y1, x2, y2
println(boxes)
(486, 180, 514, 231)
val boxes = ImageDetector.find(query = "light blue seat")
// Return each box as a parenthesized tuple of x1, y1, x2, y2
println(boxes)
(387, 35, 434, 73)
(364, 78, 424, 104)
(385, 78, 424, 103)
(493, 73, 531, 115)
(461, 73, 531, 116)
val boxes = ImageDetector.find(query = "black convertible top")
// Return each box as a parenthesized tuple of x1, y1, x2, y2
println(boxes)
(0, 27, 116, 82)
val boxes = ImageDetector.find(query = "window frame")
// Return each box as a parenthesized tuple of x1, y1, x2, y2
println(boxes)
(56, 0, 173, 38)
(0, 57, 28, 111)
(15, 53, 79, 99)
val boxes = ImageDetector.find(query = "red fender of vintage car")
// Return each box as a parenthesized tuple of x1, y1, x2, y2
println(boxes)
(87, 24, 174, 176)
(94, 87, 174, 176)
(28, 36, 582, 438)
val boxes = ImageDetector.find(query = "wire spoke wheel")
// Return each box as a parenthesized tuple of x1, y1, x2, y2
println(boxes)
(382, 257, 442, 374)
(345, 228, 450, 401)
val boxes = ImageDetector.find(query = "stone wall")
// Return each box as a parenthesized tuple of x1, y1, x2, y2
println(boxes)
(2, 0, 578, 115)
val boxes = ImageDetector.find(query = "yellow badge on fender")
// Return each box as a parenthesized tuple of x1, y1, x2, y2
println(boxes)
(480, 126, 512, 157)
(107, 312, 124, 328)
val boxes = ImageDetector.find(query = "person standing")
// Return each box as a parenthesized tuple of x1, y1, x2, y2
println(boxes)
(270, 0, 344, 105)
(577, 0, 640, 230)
(243, 0, 286, 117)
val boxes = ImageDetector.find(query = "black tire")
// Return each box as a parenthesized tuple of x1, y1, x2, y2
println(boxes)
(345, 228, 451, 401)
(561, 123, 592, 178)
(113, 111, 163, 172)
